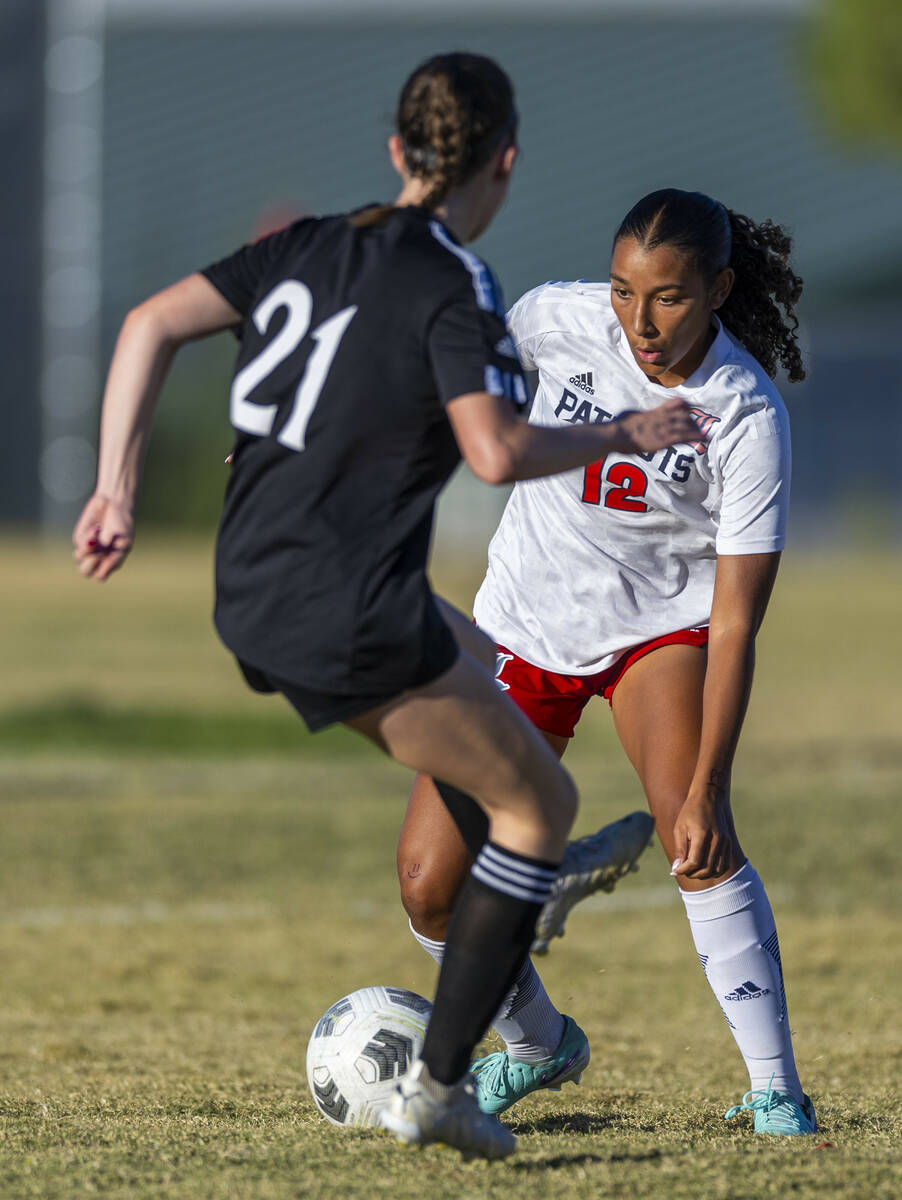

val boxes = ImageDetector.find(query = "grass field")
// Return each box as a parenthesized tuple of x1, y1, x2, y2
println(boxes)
(1, 535, 900, 1199)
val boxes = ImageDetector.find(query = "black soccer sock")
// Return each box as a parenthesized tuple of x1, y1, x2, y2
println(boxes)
(420, 841, 558, 1085)
(434, 780, 489, 858)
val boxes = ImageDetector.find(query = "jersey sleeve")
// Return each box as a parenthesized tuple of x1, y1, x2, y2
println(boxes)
(200, 220, 314, 315)
(427, 284, 528, 409)
(506, 285, 551, 370)
(713, 402, 791, 555)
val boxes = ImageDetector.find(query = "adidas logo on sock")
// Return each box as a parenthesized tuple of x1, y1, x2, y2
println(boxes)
(568, 371, 594, 395)
(724, 980, 772, 1002)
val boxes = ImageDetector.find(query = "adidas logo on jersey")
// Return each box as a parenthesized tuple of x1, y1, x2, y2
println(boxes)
(724, 980, 772, 1002)
(568, 371, 594, 395)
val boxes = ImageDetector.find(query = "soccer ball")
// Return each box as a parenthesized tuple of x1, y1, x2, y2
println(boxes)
(306, 985, 432, 1128)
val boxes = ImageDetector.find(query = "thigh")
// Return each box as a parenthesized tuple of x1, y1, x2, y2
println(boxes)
(397, 720, 567, 883)
(611, 642, 743, 885)
(347, 648, 576, 860)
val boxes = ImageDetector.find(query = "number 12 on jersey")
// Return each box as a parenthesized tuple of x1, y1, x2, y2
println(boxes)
(230, 280, 357, 452)
(582, 460, 649, 512)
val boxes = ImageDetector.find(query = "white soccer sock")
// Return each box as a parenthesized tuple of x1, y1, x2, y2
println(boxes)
(408, 919, 565, 1062)
(679, 862, 804, 1101)
(408, 921, 445, 968)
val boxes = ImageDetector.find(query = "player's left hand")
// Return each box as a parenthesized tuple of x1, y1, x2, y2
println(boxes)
(612, 397, 707, 455)
(73, 493, 134, 581)
(670, 787, 734, 879)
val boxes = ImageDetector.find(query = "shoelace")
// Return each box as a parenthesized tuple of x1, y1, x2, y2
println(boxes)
(724, 1074, 807, 1125)
(725, 1071, 779, 1121)
(724, 1085, 780, 1121)
(471, 1052, 513, 1097)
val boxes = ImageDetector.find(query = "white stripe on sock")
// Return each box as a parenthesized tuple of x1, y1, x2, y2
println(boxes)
(482, 843, 557, 883)
(473, 846, 555, 904)
(471, 862, 551, 903)
(475, 856, 555, 893)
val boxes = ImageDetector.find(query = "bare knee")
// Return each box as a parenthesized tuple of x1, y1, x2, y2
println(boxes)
(397, 854, 467, 941)
(647, 789, 744, 885)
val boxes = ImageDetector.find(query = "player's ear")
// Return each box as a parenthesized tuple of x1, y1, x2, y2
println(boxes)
(710, 266, 734, 311)
(494, 141, 517, 183)
(388, 134, 407, 178)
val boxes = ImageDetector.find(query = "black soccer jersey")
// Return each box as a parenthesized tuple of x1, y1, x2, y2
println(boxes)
(201, 205, 526, 697)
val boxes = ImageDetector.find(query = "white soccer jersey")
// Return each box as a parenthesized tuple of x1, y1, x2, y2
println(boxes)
(472, 281, 791, 675)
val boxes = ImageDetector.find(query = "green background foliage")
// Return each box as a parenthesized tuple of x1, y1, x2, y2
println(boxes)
(807, 0, 902, 152)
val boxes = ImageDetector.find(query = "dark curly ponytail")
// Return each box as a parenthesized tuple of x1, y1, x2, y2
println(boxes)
(720, 210, 805, 382)
(396, 53, 517, 209)
(614, 189, 806, 382)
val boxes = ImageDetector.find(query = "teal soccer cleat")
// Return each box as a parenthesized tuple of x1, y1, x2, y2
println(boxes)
(471, 1015, 590, 1116)
(724, 1082, 817, 1136)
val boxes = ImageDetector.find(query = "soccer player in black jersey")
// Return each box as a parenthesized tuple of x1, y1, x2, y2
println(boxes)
(73, 53, 701, 1159)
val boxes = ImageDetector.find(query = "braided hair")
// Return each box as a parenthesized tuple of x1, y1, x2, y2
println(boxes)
(397, 53, 517, 209)
(614, 189, 806, 382)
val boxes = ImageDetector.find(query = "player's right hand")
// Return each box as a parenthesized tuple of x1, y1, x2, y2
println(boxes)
(670, 787, 735, 880)
(611, 397, 705, 455)
(73, 493, 134, 581)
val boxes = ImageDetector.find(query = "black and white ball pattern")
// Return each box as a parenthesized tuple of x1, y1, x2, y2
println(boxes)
(306, 986, 432, 1128)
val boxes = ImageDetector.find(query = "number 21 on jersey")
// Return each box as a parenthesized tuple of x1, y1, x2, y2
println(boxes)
(582, 460, 649, 512)
(230, 280, 357, 452)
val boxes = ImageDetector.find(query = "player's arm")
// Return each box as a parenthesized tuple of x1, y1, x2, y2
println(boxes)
(671, 551, 781, 879)
(446, 391, 701, 484)
(73, 274, 241, 581)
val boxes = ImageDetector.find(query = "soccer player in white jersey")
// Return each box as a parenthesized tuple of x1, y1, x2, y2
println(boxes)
(397, 189, 817, 1137)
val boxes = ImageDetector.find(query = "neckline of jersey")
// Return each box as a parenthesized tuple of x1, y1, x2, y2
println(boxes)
(359, 202, 460, 245)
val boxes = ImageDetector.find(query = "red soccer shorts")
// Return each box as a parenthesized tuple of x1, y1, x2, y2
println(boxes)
(495, 627, 709, 738)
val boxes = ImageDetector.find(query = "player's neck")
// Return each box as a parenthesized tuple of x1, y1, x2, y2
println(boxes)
(393, 181, 477, 244)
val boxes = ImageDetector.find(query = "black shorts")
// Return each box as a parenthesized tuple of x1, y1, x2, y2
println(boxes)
(237, 639, 459, 733)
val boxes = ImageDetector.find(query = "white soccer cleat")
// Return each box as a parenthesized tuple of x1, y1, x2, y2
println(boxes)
(379, 1058, 516, 1161)
(532, 810, 656, 954)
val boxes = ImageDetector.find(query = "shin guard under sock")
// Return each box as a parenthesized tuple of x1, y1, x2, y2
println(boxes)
(680, 862, 804, 1100)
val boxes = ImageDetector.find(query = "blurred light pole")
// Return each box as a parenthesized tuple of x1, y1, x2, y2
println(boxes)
(40, 0, 105, 533)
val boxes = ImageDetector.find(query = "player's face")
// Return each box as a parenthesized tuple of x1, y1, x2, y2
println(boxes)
(610, 237, 733, 388)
